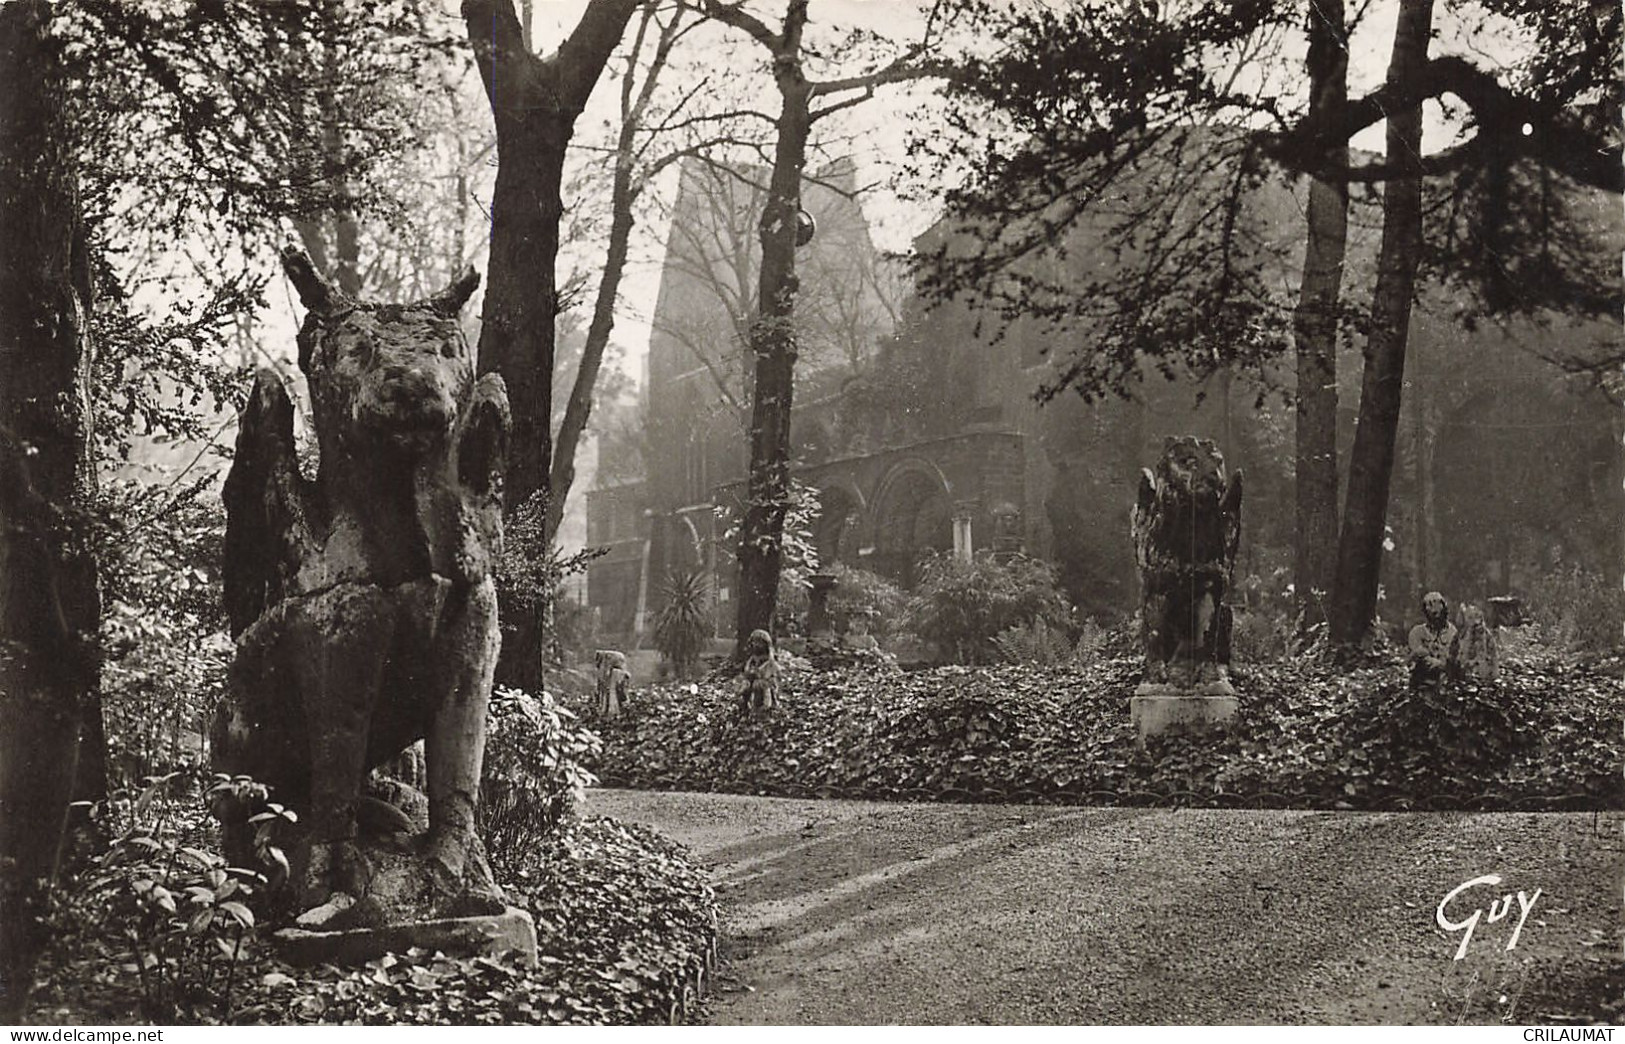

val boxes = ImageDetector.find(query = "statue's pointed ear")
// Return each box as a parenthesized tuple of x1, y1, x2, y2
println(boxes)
(427, 267, 480, 317)
(1221, 468, 1243, 515)
(281, 246, 340, 315)
(1136, 467, 1157, 512)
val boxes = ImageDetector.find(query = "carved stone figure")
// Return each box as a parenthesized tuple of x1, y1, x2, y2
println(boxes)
(1408, 591, 1458, 692)
(1452, 603, 1499, 683)
(739, 629, 781, 713)
(594, 649, 631, 719)
(1131, 436, 1243, 692)
(212, 247, 511, 923)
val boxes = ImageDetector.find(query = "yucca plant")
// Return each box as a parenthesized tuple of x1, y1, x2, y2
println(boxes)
(653, 569, 710, 678)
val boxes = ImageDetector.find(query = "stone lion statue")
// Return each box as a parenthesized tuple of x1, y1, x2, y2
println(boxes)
(212, 247, 511, 921)
(1131, 436, 1243, 691)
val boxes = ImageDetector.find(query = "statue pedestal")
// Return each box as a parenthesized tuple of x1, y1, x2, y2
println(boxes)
(273, 905, 538, 968)
(1131, 682, 1238, 744)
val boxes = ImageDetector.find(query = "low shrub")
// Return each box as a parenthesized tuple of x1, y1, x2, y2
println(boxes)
(994, 617, 1074, 666)
(97, 480, 232, 788)
(31, 802, 717, 1027)
(827, 564, 908, 640)
(1228, 605, 1299, 664)
(1524, 565, 1625, 656)
(479, 688, 602, 874)
(31, 772, 289, 1024)
(907, 552, 1072, 664)
(652, 570, 710, 678)
(585, 641, 1621, 810)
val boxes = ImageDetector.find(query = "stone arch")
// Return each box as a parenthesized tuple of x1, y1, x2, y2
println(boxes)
(811, 481, 865, 567)
(654, 510, 706, 584)
(867, 458, 953, 585)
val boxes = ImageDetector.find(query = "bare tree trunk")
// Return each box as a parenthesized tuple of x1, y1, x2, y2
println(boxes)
(464, 0, 635, 514)
(545, 2, 687, 545)
(735, 27, 812, 649)
(0, 1, 101, 1018)
(1291, 0, 1348, 631)
(544, 180, 632, 543)
(1328, 0, 1432, 647)
(463, 0, 637, 687)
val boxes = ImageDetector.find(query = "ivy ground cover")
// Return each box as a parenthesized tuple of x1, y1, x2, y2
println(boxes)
(582, 648, 1621, 810)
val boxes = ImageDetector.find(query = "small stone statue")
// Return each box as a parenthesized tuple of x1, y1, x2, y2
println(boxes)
(844, 610, 880, 652)
(593, 649, 631, 719)
(738, 629, 781, 713)
(1408, 591, 1458, 692)
(1131, 436, 1243, 692)
(212, 247, 511, 923)
(1451, 603, 1498, 684)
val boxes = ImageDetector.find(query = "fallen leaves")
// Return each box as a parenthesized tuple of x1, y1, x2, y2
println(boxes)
(583, 646, 1622, 810)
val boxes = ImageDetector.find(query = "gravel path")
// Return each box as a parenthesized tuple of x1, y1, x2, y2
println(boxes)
(586, 789, 1622, 1025)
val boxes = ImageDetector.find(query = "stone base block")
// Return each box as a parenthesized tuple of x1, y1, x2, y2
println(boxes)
(1131, 685, 1239, 744)
(273, 905, 538, 968)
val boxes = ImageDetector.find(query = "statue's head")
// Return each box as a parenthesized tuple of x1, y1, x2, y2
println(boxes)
(282, 247, 481, 456)
(1422, 591, 1449, 629)
(1157, 435, 1227, 499)
(747, 629, 774, 659)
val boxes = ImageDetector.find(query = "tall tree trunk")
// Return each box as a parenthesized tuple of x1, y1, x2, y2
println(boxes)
(0, 0, 101, 1018)
(471, 90, 566, 513)
(544, 155, 635, 544)
(544, 1, 683, 545)
(463, 0, 637, 687)
(735, 46, 812, 649)
(1291, 0, 1348, 630)
(1328, 0, 1432, 647)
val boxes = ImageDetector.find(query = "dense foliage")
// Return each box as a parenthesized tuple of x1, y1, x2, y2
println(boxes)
(826, 564, 908, 640)
(1524, 565, 1625, 657)
(29, 773, 290, 1023)
(30, 780, 718, 1026)
(906, 552, 1073, 663)
(478, 688, 602, 874)
(97, 482, 232, 787)
(585, 638, 1621, 810)
(652, 570, 711, 677)
(29, 660, 709, 1027)
(266, 819, 717, 1026)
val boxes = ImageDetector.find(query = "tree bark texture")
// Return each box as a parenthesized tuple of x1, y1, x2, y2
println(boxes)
(735, 8, 812, 649)
(463, 0, 638, 515)
(1329, 0, 1433, 647)
(462, 0, 638, 686)
(1291, 0, 1348, 630)
(0, 0, 101, 1018)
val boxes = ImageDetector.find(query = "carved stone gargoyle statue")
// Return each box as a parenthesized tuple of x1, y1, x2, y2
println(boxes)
(1131, 436, 1243, 695)
(212, 247, 511, 924)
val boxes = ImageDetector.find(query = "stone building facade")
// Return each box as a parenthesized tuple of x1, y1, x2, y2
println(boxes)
(587, 153, 1623, 646)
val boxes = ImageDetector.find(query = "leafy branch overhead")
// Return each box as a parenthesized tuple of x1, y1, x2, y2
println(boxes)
(909, 0, 1622, 402)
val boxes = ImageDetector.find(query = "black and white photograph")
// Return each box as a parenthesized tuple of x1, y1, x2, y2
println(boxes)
(0, 0, 1619, 1028)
